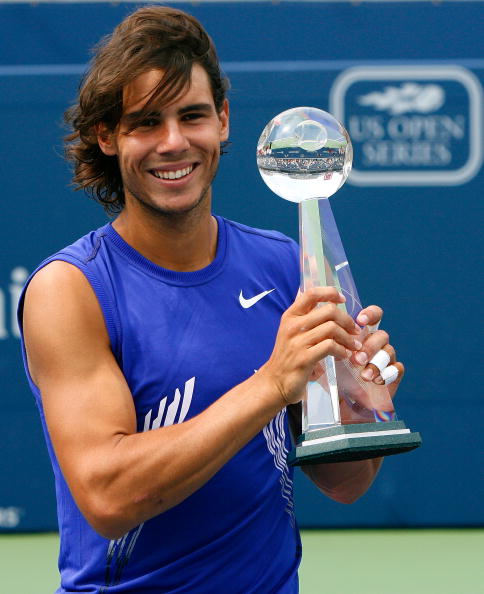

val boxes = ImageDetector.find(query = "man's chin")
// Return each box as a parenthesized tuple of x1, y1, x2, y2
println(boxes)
(131, 190, 210, 219)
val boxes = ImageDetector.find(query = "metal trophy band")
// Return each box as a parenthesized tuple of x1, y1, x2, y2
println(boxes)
(257, 107, 421, 465)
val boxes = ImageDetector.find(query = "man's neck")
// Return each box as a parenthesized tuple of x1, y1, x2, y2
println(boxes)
(112, 205, 218, 272)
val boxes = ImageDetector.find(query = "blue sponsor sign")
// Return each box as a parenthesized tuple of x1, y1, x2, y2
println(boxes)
(0, 1, 483, 532)
(330, 66, 483, 186)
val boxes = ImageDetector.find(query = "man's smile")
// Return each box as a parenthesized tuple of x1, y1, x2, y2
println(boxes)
(149, 163, 196, 181)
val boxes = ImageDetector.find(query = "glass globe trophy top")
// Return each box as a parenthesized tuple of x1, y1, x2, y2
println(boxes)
(257, 107, 421, 465)
(256, 106, 353, 202)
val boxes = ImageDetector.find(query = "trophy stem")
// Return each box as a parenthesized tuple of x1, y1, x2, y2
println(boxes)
(323, 356, 341, 426)
(299, 199, 342, 433)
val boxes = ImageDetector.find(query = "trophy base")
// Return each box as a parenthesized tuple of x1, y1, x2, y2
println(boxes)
(288, 421, 421, 466)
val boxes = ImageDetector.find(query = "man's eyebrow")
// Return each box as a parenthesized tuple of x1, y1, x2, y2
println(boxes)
(123, 110, 159, 122)
(178, 103, 214, 115)
(122, 103, 214, 122)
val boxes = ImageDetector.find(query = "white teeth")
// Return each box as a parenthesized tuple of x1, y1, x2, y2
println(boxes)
(152, 165, 193, 180)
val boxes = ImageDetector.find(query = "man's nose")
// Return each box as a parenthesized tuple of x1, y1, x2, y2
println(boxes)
(154, 120, 190, 154)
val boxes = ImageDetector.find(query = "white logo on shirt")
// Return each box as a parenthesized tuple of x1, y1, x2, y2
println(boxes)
(263, 409, 295, 526)
(143, 376, 195, 431)
(239, 289, 275, 309)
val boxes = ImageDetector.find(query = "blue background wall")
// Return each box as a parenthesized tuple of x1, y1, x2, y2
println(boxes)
(0, 1, 482, 531)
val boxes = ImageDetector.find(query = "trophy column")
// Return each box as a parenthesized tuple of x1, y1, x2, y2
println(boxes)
(299, 198, 341, 433)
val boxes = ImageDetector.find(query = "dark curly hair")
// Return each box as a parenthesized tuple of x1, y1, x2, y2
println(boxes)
(64, 6, 230, 214)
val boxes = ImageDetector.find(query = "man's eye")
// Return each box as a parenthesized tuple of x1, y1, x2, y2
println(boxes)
(140, 118, 159, 128)
(182, 113, 204, 121)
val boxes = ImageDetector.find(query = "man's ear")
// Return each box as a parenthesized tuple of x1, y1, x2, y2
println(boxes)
(219, 99, 230, 143)
(96, 123, 118, 156)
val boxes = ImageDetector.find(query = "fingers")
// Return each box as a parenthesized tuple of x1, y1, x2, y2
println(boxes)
(301, 301, 360, 336)
(352, 307, 405, 386)
(353, 329, 390, 368)
(308, 338, 354, 363)
(287, 288, 359, 338)
(355, 341, 404, 386)
(369, 347, 393, 373)
(364, 356, 405, 386)
(287, 288, 361, 361)
(295, 296, 404, 388)
(374, 361, 405, 389)
(356, 305, 383, 329)
(379, 362, 404, 386)
(359, 342, 394, 381)
(305, 321, 361, 354)
(290, 287, 346, 316)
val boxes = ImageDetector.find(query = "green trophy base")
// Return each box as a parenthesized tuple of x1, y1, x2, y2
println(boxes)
(288, 421, 422, 466)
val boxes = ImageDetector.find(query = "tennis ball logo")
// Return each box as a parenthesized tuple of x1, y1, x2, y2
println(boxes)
(295, 119, 328, 152)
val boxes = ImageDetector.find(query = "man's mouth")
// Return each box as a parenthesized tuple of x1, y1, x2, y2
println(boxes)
(150, 164, 195, 180)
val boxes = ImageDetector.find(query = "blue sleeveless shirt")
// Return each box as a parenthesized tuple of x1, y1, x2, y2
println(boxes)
(18, 216, 302, 593)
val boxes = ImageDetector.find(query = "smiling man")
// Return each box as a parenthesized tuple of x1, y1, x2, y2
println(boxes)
(18, 6, 403, 593)
(97, 63, 228, 272)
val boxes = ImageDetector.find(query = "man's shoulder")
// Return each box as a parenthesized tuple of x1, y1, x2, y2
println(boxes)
(18, 223, 117, 349)
(19, 223, 112, 313)
(49, 223, 111, 266)
(221, 217, 299, 276)
(223, 217, 295, 244)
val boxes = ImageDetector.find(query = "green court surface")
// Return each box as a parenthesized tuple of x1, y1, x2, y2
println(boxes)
(0, 529, 482, 594)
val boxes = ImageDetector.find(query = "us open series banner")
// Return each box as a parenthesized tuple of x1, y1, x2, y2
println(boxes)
(0, 1, 482, 531)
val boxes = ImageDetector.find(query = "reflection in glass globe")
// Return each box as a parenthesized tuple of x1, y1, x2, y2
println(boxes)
(256, 107, 353, 202)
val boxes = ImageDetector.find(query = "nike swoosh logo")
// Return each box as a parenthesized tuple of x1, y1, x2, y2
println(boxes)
(239, 289, 275, 309)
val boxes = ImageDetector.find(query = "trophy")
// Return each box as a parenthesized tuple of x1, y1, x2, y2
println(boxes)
(257, 107, 421, 465)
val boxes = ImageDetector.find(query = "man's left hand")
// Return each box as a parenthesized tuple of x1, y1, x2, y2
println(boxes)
(352, 305, 404, 397)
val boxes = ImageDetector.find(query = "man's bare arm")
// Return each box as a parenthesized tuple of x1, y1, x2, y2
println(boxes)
(23, 261, 361, 539)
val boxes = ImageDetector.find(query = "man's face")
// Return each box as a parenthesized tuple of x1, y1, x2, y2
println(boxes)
(98, 64, 229, 217)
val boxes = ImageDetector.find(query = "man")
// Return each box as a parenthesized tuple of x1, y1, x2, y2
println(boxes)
(18, 6, 403, 593)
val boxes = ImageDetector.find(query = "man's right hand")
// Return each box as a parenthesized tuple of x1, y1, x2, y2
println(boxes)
(259, 287, 361, 406)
